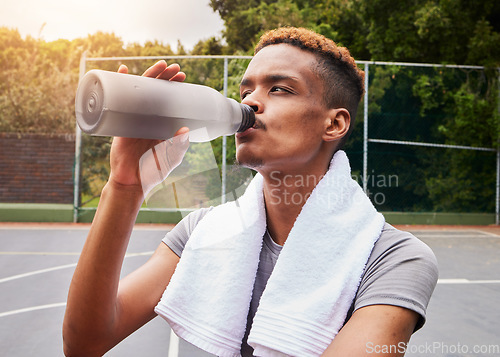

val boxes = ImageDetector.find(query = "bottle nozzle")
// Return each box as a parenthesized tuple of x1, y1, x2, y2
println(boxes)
(237, 104, 256, 132)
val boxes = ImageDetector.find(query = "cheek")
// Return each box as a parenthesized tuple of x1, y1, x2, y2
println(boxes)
(271, 106, 325, 139)
(268, 125, 321, 158)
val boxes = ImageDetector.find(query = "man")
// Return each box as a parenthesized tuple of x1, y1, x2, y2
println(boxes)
(63, 27, 438, 356)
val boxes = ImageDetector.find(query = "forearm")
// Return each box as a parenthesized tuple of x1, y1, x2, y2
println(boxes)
(321, 305, 418, 357)
(63, 181, 144, 355)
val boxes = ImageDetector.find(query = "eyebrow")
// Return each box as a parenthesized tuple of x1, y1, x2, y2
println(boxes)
(240, 74, 300, 88)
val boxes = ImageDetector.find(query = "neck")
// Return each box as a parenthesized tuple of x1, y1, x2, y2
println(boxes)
(261, 162, 330, 246)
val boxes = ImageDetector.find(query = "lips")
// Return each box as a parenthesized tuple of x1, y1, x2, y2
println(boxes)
(235, 126, 255, 139)
(236, 118, 264, 139)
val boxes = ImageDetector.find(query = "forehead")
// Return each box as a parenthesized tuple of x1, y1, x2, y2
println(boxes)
(242, 44, 319, 85)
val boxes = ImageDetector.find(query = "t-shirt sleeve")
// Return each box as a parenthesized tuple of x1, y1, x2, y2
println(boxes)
(162, 207, 213, 257)
(353, 224, 439, 331)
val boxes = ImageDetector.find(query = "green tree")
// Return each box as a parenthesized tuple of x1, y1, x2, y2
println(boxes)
(124, 40, 175, 75)
(210, 0, 318, 52)
(3, 0, 500, 212)
(361, 0, 500, 65)
(0, 28, 77, 134)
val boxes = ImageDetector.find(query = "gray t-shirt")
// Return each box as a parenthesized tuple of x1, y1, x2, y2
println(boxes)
(162, 207, 438, 356)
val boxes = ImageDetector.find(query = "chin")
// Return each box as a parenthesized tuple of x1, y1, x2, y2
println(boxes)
(236, 150, 263, 170)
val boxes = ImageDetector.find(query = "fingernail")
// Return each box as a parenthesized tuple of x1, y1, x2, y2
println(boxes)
(181, 133, 189, 143)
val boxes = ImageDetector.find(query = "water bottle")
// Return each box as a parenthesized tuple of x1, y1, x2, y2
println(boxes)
(75, 70, 255, 142)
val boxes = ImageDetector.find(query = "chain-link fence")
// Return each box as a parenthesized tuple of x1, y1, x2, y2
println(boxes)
(73, 54, 255, 223)
(71, 55, 500, 223)
(3, 54, 495, 223)
(349, 62, 500, 223)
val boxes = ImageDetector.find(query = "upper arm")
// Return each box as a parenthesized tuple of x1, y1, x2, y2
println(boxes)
(322, 227, 438, 356)
(322, 304, 419, 356)
(354, 227, 439, 332)
(111, 243, 180, 347)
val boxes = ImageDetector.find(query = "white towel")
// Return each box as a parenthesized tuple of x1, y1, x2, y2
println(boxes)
(155, 171, 266, 356)
(155, 150, 385, 357)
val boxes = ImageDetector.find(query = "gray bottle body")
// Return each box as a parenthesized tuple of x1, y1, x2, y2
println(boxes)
(75, 70, 254, 142)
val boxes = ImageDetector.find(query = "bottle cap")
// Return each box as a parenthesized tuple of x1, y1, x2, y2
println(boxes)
(237, 104, 256, 132)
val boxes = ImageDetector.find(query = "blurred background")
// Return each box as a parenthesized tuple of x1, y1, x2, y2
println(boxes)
(1, 0, 499, 225)
(1, 2, 500, 357)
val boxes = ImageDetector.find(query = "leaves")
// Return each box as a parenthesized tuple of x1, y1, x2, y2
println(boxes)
(2, 0, 500, 212)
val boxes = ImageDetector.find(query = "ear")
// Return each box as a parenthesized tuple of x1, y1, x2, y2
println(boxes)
(322, 108, 351, 142)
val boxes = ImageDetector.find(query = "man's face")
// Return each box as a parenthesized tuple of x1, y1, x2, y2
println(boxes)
(236, 44, 331, 175)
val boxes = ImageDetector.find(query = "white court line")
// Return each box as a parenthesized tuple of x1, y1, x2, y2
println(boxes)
(476, 230, 500, 238)
(0, 251, 154, 284)
(0, 252, 80, 256)
(0, 263, 78, 284)
(412, 233, 500, 239)
(0, 249, 180, 356)
(0, 301, 180, 357)
(4, 282, 497, 316)
(126, 251, 155, 257)
(168, 331, 180, 357)
(438, 278, 500, 284)
(0, 226, 91, 231)
(0, 225, 172, 231)
(0, 302, 66, 318)
(0, 251, 153, 256)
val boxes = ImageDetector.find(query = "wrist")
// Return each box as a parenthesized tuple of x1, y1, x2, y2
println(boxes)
(102, 179, 145, 207)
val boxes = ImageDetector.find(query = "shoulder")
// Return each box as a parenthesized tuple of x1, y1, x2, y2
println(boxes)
(353, 223, 438, 330)
(162, 207, 213, 257)
(369, 223, 438, 268)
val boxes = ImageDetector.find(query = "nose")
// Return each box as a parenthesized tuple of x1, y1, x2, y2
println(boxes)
(241, 93, 263, 114)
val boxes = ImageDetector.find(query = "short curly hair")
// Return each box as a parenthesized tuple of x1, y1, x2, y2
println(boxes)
(255, 27, 364, 146)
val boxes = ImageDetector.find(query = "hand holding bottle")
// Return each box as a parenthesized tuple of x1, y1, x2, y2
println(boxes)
(75, 66, 255, 142)
(107, 61, 190, 197)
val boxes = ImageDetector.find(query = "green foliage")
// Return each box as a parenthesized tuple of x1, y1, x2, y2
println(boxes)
(0, 28, 78, 134)
(359, 0, 500, 65)
(425, 149, 496, 212)
(210, 0, 500, 65)
(210, 0, 320, 52)
(2, 0, 500, 212)
(80, 135, 112, 205)
(0, 27, 219, 202)
(365, 63, 500, 212)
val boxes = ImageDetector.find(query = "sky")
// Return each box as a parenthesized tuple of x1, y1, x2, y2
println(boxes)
(0, 0, 225, 50)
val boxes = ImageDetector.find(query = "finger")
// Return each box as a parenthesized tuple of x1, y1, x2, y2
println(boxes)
(174, 127, 189, 137)
(156, 63, 184, 81)
(118, 64, 128, 74)
(169, 72, 186, 82)
(142, 60, 168, 78)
